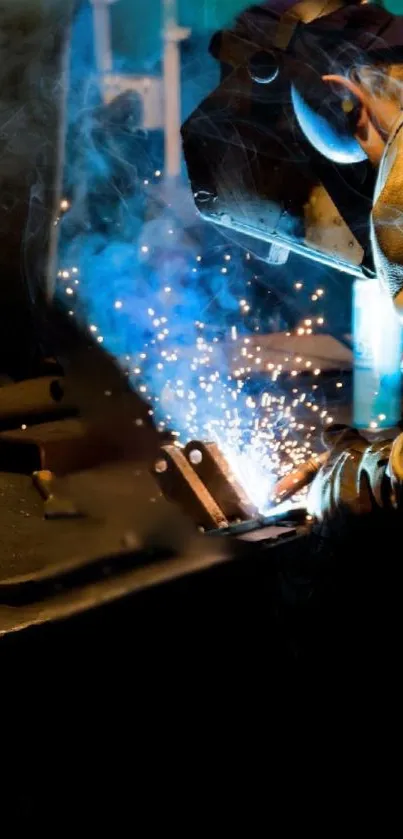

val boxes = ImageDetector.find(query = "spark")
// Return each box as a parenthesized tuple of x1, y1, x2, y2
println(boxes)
(57, 174, 336, 517)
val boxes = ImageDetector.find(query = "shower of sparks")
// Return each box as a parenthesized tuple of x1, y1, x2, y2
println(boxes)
(139, 332, 331, 515)
(58, 230, 335, 517)
(126, 314, 330, 515)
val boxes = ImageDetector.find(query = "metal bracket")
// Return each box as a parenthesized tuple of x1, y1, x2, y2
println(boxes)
(184, 441, 258, 522)
(152, 444, 228, 531)
(153, 441, 259, 530)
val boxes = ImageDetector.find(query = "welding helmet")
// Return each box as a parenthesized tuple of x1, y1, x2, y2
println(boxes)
(182, 0, 403, 277)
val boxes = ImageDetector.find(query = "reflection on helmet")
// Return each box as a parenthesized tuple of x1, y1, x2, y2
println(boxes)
(291, 83, 367, 165)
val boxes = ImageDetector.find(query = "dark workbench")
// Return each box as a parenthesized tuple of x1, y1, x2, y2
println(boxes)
(0, 455, 308, 639)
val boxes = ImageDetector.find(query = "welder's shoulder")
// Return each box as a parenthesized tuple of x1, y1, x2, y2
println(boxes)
(372, 128, 403, 266)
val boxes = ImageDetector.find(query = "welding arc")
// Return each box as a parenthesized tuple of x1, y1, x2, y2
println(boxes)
(272, 452, 329, 503)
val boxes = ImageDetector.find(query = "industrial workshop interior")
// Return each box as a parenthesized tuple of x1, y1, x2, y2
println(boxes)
(2, 0, 403, 739)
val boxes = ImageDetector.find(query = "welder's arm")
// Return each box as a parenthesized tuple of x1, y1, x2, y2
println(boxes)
(308, 425, 403, 522)
(371, 151, 403, 318)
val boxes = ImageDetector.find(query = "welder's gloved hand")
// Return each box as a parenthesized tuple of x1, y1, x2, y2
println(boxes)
(308, 424, 398, 523)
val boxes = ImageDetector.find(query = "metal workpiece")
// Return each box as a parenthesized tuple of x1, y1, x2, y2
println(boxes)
(0, 418, 122, 476)
(153, 444, 228, 531)
(0, 377, 75, 428)
(184, 440, 258, 522)
(32, 470, 83, 519)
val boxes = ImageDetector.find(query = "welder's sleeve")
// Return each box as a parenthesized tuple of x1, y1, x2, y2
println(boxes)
(371, 151, 403, 317)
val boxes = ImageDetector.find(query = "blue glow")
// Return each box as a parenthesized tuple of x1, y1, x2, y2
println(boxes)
(55, 4, 327, 515)
(353, 278, 402, 430)
(291, 84, 366, 165)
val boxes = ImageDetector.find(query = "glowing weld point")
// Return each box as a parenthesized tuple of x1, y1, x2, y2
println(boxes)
(97, 336, 104, 343)
(141, 245, 149, 254)
(66, 287, 73, 295)
(60, 199, 70, 211)
(114, 300, 123, 310)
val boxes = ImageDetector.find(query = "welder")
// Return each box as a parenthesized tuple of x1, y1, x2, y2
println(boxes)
(275, 0, 403, 522)
(203, 0, 403, 525)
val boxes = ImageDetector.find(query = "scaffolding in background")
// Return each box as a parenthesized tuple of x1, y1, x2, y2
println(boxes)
(89, 0, 190, 178)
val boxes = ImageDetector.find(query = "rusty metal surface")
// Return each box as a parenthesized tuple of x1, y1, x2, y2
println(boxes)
(153, 444, 228, 531)
(32, 470, 83, 519)
(0, 377, 76, 429)
(0, 457, 306, 638)
(0, 418, 122, 475)
(0, 459, 199, 587)
(184, 440, 258, 521)
(0, 541, 230, 637)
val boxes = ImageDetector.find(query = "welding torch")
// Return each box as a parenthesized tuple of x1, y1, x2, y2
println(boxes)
(272, 452, 329, 505)
(272, 427, 403, 518)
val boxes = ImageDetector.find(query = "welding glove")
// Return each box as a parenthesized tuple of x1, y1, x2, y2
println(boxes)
(308, 424, 403, 522)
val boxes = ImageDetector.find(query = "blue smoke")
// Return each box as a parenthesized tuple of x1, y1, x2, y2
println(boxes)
(56, 2, 312, 512)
